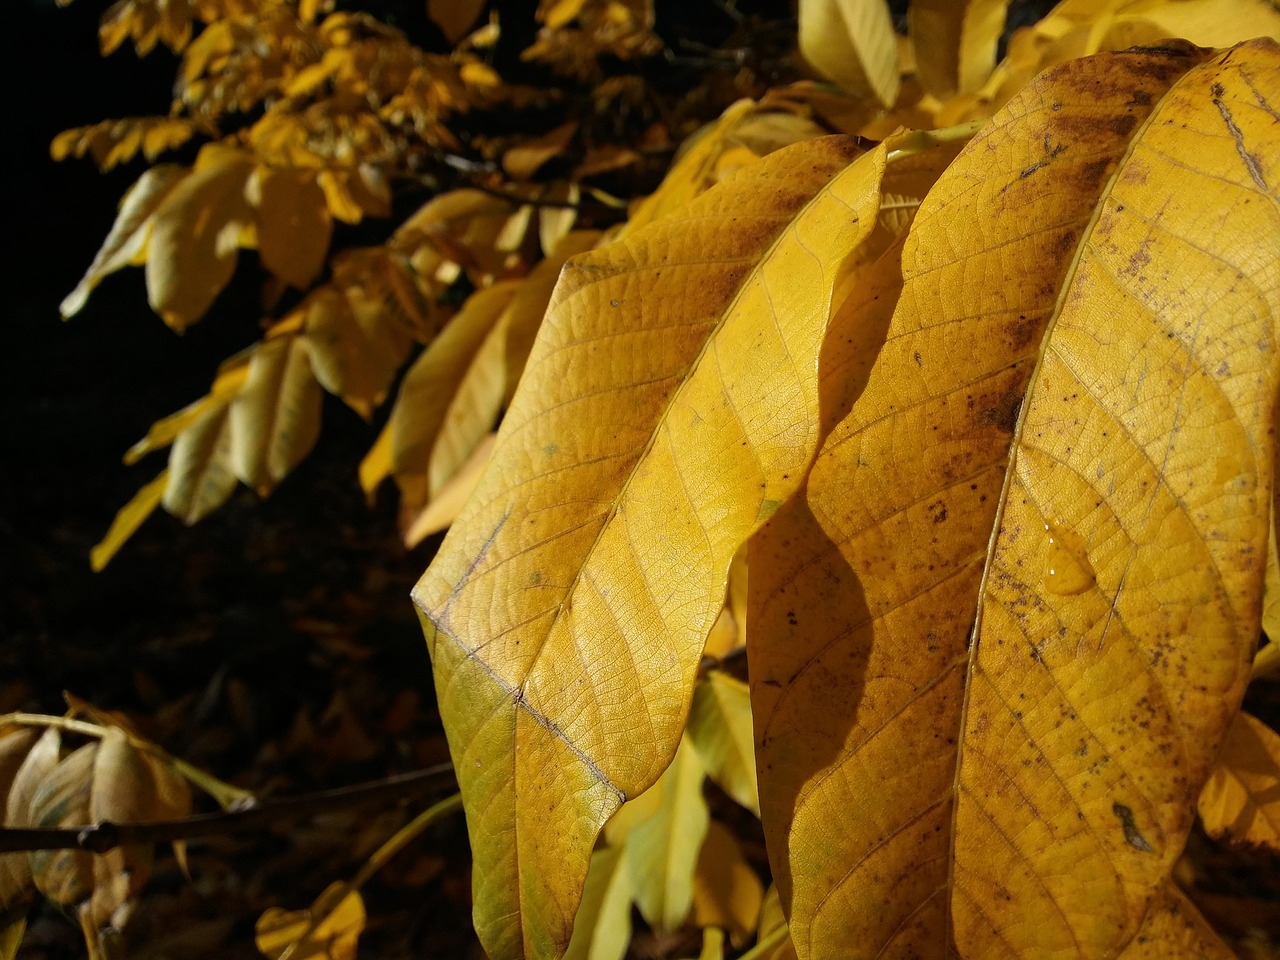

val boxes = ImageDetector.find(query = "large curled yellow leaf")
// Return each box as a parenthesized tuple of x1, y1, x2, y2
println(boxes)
(750, 40, 1280, 959)
(414, 134, 896, 959)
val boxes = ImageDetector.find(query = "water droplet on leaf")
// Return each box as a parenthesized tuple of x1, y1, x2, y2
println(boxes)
(1042, 523, 1095, 596)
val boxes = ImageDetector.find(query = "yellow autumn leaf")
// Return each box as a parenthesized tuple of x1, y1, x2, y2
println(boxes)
(0, 913, 23, 960)
(504, 121, 579, 181)
(910, 0, 1008, 98)
(624, 738, 709, 933)
(413, 133, 897, 959)
(358, 419, 393, 502)
(255, 881, 365, 960)
(229, 335, 323, 496)
(304, 283, 414, 419)
(163, 401, 238, 525)
(494, 230, 602, 405)
(251, 166, 333, 289)
(686, 672, 758, 816)
(691, 926, 725, 960)
(389, 281, 522, 520)
(538, 185, 580, 257)
(623, 99, 755, 234)
(1104, 0, 1280, 51)
(1264, 489, 1280, 642)
(562, 846, 633, 960)
(1116, 884, 1235, 959)
(61, 165, 188, 319)
(427, 0, 485, 42)
(403, 432, 495, 547)
(390, 231, 602, 530)
(978, 0, 1280, 118)
(91, 470, 170, 572)
(124, 363, 250, 465)
(146, 144, 256, 330)
(1197, 711, 1280, 851)
(797, 0, 899, 107)
(750, 40, 1280, 959)
(691, 821, 764, 947)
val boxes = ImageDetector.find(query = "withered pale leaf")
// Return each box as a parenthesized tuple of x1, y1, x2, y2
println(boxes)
(29, 742, 97, 908)
(0, 729, 41, 909)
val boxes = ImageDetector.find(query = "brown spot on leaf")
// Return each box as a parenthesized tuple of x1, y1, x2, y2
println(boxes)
(1108, 114, 1138, 137)
(1112, 802, 1155, 852)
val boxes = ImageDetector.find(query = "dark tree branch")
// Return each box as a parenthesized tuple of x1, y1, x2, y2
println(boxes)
(0, 762, 458, 854)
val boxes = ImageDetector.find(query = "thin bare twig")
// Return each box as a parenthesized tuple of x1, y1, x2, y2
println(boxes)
(0, 763, 457, 854)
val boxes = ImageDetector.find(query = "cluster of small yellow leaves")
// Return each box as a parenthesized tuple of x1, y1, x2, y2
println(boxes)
(524, 0, 662, 82)
(88, 0, 271, 57)
(90, 182, 575, 568)
(50, 117, 209, 172)
(795, 0, 1280, 139)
